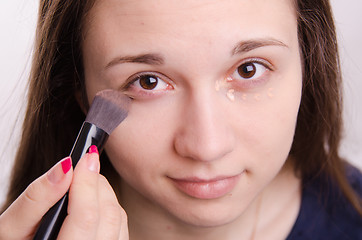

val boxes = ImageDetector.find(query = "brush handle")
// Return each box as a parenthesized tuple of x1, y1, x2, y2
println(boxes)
(33, 122, 108, 240)
(69, 122, 108, 166)
(33, 193, 68, 240)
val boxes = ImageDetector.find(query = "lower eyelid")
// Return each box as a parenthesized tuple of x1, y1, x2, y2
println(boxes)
(123, 85, 162, 98)
(229, 69, 271, 89)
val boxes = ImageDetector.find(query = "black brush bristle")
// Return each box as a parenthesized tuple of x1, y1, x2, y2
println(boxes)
(85, 90, 131, 134)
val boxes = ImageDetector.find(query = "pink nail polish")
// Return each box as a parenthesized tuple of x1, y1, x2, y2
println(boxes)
(61, 157, 72, 174)
(88, 145, 99, 155)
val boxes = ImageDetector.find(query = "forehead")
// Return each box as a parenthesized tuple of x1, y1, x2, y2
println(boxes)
(85, 0, 296, 35)
(83, 0, 298, 62)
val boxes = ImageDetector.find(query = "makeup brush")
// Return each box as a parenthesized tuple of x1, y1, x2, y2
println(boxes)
(33, 89, 131, 240)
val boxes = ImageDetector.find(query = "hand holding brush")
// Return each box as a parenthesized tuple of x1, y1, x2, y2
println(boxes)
(0, 90, 131, 240)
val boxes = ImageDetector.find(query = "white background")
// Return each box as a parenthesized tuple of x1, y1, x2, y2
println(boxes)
(0, 1, 361, 206)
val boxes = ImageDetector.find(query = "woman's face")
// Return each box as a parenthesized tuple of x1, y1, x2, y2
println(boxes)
(82, 0, 302, 227)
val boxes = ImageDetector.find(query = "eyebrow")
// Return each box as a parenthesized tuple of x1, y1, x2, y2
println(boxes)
(231, 38, 288, 55)
(106, 53, 164, 69)
(105, 38, 287, 68)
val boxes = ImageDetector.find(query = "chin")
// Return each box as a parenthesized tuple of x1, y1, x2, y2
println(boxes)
(166, 197, 247, 228)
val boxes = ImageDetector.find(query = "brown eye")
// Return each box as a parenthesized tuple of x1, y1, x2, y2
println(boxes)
(138, 75, 158, 90)
(130, 73, 170, 92)
(231, 61, 268, 81)
(237, 63, 256, 79)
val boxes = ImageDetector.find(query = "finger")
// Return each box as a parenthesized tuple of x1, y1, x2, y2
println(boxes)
(119, 215, 129, 240)
(96, 175, 128, 240)
(58, 149, 100, 240)
(0, 157, 73, 239)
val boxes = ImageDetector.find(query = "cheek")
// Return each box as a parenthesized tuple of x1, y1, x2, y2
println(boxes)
(235, 75, 302, 171)
(104, 128, 161, 195)
(103, 99, 177, 186)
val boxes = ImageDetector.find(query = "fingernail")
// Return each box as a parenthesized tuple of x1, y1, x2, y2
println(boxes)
(48, 157, 72, 184)
(87, 155, 100, 173)
(61, 157, 72, 174)
(88, 145, 99, 155)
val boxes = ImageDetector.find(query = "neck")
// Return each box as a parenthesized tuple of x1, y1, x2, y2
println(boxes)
(117, 163, 301, 240)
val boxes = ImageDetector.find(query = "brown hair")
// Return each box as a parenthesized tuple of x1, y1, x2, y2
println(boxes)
(2, 0, 361, 216)
(291, 0, 361, 214)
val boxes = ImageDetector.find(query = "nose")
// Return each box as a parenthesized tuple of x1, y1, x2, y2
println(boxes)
(173, 90, 235, 162)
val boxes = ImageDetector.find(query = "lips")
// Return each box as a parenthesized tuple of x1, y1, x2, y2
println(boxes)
(170, 174, 242, 199)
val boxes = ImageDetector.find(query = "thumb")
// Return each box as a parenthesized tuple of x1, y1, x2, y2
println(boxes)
(0, 157, 73, 239)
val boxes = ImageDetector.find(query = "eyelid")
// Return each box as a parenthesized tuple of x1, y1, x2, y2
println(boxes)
(239, 58, 274, 71)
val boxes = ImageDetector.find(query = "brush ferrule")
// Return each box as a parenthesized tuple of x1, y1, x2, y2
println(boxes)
(70, 122, 108, 165)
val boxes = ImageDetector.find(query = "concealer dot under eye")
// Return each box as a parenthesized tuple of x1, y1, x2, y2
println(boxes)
(267, 88, 274, 98)
(232, 87, 276, 102)
(227, 89, 235, 101)
(219, 75, 275, 102)
(215, 80, 220, 92)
